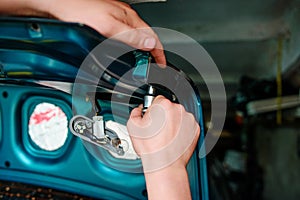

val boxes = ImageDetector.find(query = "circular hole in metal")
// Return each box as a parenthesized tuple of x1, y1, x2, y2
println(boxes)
(28, 102, 68, 151)
(5, 161, 10, 168)
(30, 23, 40, 32)
(2, 91, 8, 98)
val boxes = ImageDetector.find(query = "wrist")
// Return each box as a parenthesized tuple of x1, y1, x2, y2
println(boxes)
(140, 150, 188, 173)
(144, 165, 191, 200)
(144, 162, 186, 177)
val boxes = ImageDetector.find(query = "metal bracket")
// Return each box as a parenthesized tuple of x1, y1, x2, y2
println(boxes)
(69, 115, 125, 156)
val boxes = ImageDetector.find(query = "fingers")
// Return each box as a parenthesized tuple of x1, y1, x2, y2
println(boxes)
(113, 25, 166, 66)
(130, 96, 169, 120)
(129, 104, 143, 119)
(151, 48, 166, 67)
(130, 19, 167, 66)
(50, 0, 167, 66)
(151, 95, 173, 110)
(103, 13, 166, 66)
(127, 105, 143, 131)
(152, 95, 168, 104)
(105, 19, 156, 50)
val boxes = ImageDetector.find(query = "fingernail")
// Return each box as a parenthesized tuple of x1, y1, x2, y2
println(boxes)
(144, 38, 156, 49)
(157, 63, 167, 69)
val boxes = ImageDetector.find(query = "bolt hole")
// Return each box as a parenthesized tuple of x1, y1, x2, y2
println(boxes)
(5, 161, 10, 168)
(142, 189, 147, 197)
(30, 23, 40, 32)
(2, 91, 8, 98)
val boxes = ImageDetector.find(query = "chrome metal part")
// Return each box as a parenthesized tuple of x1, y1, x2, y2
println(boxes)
(105, 120, 139, 160)
(142, 85, 156, 114)
(69, 115, 125, 156)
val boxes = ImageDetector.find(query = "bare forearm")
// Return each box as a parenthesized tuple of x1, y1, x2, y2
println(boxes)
(144, 166, 192, 200)
(0, 0, 51, 17)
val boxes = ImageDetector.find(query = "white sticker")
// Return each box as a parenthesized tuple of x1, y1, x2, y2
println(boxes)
(28, 102, 68, 151)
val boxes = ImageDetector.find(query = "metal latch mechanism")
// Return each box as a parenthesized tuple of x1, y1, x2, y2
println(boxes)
(70, 115, 125, 156)
(132, 51, 156, 114)
(69, 50, 153, 159)
(69, 51, 178, 159)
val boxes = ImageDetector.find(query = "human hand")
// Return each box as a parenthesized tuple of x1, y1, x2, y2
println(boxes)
(127, 95, 200, 172)
(0, 0, 166, 65)
(127, 95, 199, 199)
(47, 0, 166, 65)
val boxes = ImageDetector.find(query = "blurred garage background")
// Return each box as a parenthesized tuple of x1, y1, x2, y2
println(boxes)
(132, 0, 300, 199)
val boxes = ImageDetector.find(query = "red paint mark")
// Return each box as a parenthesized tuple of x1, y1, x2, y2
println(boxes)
(29, 107, 65, 125)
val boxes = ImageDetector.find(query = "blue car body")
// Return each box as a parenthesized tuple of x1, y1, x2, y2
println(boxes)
(0, 17, 208, 200)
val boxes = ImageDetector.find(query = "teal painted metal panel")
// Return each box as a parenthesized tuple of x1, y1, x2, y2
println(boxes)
(0, 18, 208, 200)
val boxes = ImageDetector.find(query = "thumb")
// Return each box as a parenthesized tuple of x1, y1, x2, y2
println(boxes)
(129, 104, 143, 119)
(106, 21, 157, 51)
